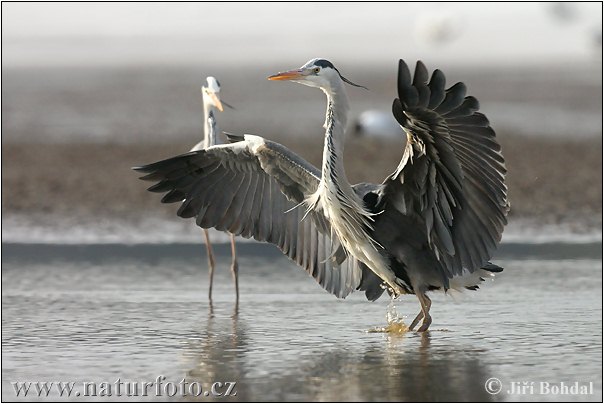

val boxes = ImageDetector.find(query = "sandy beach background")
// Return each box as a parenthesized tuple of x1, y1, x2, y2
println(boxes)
(2, 64, 602, 242)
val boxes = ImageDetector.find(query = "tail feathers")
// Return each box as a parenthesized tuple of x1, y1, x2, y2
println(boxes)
(449, 262, 503, 292)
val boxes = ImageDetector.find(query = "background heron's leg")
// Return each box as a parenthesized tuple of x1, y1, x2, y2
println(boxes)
(229, 233, 239, 303)
(409, 310, 424, 330)
(417, 294, 432, 332)
(203, 229, 216, 302)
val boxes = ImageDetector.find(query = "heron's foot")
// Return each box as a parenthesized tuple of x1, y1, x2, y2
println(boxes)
(409, 311, 424, 331)
(417, 315, 432, 332)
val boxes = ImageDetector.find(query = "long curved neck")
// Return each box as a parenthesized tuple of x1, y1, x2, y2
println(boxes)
(203, 102, 217, 148)
(313, 80, 379, 259)
(321, 82, 351, 189)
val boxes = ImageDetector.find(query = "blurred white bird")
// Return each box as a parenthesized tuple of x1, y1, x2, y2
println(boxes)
(353, 110, 403, 140)
(414, 12, 462, 45)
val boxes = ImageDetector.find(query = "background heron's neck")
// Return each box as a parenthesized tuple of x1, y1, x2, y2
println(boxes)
(321, 84, 351, 191)
(203, 103, 218, 148)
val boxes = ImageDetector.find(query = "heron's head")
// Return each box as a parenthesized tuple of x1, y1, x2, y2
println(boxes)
(268, 58, 366, 92)
(201, 76, 224, 112)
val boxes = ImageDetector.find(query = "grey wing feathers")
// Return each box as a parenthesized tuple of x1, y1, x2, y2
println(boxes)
(384, 59, 509, 277)
(134, 137, 364, 298)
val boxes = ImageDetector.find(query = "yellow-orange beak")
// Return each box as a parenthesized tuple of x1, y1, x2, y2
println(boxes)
(208, 92, 224, 112)
(267, 69, 305, 81)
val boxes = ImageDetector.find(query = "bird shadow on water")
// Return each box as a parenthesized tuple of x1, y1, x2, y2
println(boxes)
(179, 303, 499, 402)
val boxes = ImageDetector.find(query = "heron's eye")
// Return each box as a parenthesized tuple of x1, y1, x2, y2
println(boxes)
(313, 67, 320, 74)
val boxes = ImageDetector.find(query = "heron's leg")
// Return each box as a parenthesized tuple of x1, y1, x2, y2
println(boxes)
(229, 233, 240, 304)
(409, 310, 424, 331)
(417, 294, 432, 332)
(203, 229, 216, 302)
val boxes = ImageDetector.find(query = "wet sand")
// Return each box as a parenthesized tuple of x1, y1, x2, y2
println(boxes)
(2, 134, 602, 232)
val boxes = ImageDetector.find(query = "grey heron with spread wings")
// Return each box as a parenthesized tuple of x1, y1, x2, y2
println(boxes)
(135, 59, 509, 331)
(192, 76, 239, 303)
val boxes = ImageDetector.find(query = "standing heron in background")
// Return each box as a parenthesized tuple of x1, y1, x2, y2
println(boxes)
(192, 77, 239, 303)
(135, 59, 509, 331)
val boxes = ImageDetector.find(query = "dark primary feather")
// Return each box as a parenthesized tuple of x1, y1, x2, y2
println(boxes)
(380, 59, 509, 280)
(134, 139, 383, 300)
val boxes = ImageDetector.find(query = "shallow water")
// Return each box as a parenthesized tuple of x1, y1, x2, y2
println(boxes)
(2, 242, 602, 402)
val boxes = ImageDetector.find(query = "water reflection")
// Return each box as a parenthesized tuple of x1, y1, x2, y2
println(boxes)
(275, 334, 495, 402)
(182, 307, 496, 401)
(182, 303, 248, 401)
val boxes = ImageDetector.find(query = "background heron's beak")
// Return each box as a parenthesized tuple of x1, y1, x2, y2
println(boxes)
(209, 92, 224, 112)
(221, 100, 235, 110)
(268, 69, 304, 81)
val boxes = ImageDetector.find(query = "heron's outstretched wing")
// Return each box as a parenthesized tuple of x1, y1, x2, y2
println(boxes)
(381, 60, 509, 278)
(134, 135, 377, 299)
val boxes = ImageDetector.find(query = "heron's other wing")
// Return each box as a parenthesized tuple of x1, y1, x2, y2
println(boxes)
(134, 135, 364, 298)
(381, 60, 509, 277)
